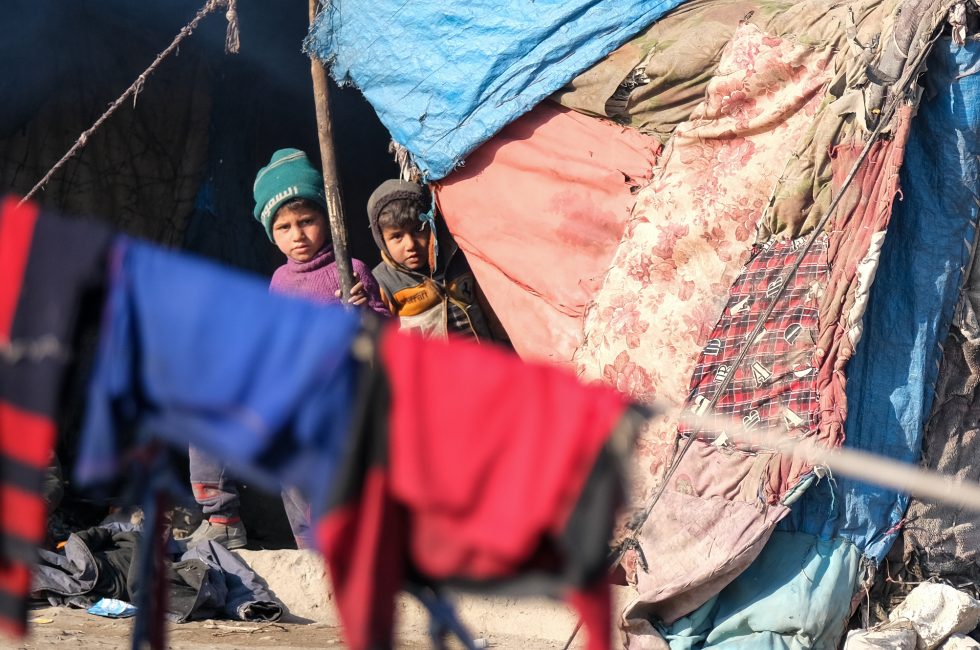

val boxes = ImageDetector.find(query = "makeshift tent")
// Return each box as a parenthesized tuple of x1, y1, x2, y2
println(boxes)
(311, 0, 980, 646)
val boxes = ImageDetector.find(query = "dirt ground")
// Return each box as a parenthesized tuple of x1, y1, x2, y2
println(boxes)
(1, 607, 349, 650)
(0, 606, 569, 649)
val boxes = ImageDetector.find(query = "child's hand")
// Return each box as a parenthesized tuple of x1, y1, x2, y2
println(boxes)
(335, 273, 369, 306)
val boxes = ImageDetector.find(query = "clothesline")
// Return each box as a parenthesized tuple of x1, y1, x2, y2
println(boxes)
(645, 402, 980, 512)
(559, 401, 980, 650)
(603, 367, 971, 519)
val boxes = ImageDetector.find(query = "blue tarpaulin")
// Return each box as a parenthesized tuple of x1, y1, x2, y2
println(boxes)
(305, 0, 686, 180)
(781, 37, 980, 563)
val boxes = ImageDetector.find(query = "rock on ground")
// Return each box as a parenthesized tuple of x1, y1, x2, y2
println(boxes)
(942, 634, 980, 650)
(844, 621, 918, 649)
(889, 583, 980, 650)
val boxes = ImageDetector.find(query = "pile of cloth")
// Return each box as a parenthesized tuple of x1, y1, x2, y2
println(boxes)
(32, 523, 282, 623)
(0, 197, 645, 649)
(306, 0, 980, 647)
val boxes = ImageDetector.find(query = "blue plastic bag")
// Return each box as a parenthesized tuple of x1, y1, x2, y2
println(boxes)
(87, 598, 137, 618)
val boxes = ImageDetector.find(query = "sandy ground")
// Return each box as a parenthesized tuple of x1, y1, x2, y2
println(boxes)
(0, 606, 572, 649)
(3, 549, 587, 649)
(2, 607, 350, 650)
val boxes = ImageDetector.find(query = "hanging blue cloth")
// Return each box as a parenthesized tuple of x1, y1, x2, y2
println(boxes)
(76, 237, 363, 520)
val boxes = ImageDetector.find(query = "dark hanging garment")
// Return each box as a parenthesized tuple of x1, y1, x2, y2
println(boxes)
(32, 524, 283, 624)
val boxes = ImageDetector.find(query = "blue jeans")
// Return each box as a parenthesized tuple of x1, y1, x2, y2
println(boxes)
(188, 446, 313, 548)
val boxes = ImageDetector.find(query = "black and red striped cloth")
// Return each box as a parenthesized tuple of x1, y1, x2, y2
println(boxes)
(0, 198, 110, 635)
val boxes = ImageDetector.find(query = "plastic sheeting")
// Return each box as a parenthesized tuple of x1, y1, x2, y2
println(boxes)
(306, 0, 686, 180)
(780, 37, 980, 563)
(890, 41, 980, 576)
(434, 103, 661, 366)
(857, 35, 980, 623)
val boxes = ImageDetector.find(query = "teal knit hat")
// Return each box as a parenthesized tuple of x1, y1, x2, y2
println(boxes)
(253, 148, 327, 240)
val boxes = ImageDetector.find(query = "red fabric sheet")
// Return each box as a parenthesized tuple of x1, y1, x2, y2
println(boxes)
(0, 199, 36, 340)
(434, 102, 661, 367)
(318, 327, 635, 650)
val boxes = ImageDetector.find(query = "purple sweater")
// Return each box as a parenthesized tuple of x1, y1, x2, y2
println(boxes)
(269, 246, 388, 316)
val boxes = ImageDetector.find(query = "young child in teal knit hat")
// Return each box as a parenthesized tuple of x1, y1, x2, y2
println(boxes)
(186, 148, 387, 551)
(253, 148, 388, 313)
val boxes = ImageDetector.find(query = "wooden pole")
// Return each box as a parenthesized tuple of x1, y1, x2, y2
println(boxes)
(309, 0, 355, 302)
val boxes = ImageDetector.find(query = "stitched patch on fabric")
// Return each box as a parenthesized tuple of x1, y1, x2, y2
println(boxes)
(679, 234, 829, 445)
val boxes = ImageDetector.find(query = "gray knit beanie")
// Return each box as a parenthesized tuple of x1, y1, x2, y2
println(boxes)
(366, 180, 429, 251)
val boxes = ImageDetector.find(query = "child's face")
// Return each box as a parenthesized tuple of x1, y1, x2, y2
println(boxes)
(382, 223, 430, 271)
(272, 205, 328, 262)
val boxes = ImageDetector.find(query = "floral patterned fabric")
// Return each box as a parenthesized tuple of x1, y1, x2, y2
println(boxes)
(574, 21, 834, 509)
(553, 0, 885, 146)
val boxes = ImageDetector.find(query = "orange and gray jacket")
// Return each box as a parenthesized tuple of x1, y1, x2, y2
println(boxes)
(372, 231, 496, 341)
(367, 181, 497, 341)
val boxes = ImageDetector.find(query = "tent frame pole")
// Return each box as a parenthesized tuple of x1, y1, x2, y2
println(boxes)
(309, 0, 355, 301)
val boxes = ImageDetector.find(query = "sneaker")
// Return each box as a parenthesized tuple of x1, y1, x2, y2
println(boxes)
(185, 519, 247, 550)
